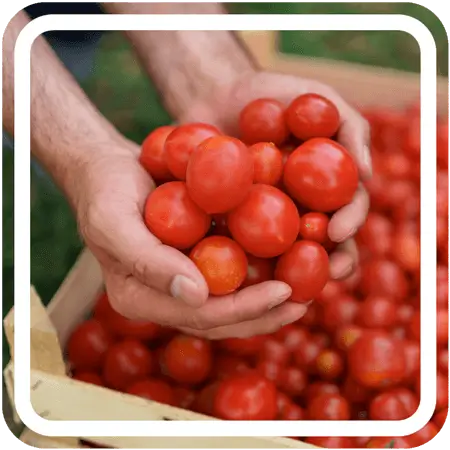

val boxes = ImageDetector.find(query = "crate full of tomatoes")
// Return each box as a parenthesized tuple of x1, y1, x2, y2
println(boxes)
(66, 94, 448, 449)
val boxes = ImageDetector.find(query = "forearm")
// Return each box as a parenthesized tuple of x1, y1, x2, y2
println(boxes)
(102, 2, 257, 119)
(3, 11, 128, 208)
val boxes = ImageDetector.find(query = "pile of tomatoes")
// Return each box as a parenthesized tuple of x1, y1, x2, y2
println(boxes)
(66, 96, 448, 449)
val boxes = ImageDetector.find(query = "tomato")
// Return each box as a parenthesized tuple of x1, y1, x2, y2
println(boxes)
(369, 388, 419, 420)
(293, 338, 323, 374)
(93, 292, 111, 320)
(307, 393, 351, 420)
(348, 331, 406, 389)
(283, 138, 359, 212)
(161, 334, 212, 385)
(67, 319, 114, 371)
(311, 331, 331, 349)
(296, 301, 323, 327)
(298, 212, 330, 244)
(316, 280, 346, 304)
(249, 142, 284, 185)
(213, 355, 251, 380)
(407, 421, 438, 447)
(276, 392, 292, 416)
(275, 325, 310, 351)
(210, 214, 230, 237)
(285, 93, 340, 141)
(437, 120, 448, 168)
(259, 338, 290, 366)
(103, 339, 153, 391)
(72, 371, 104, 386)
(305, 382, 340, 405)
(144, 181, 211, 250)
(436, 372, 449, 411)
(356, 212, 393, 257)
(437, 265, 449, 307)
(214, 373, 278, 420)
(139, 125, 176, 181)
(403, 340, 420, 382)
(315, 349, 344, 381)
(321, 294, 359, 332)
(280, 403, 305, 420)
(164, 123, 221, 180)
(189, 236, 248, 296)
(192, 382, 220, 416)
(218, 335, 267, 356)
(342, 377, 371, 404)
(380, 151, 413, 180)
(238, 98, 289, 146)
(228, 184, 300, 258)
(437, 308, 448, 347)
(353, 437, 371, 447)
(186, 136, 254, 214)
(359, 258, 409, 302)
(334, 324, 363, 352)
(241, 255, 274, 288)
(174, 387, 196, 409)
(366, 437, 412, 448)
(396, 303, 414, 326)
(278, 366, 308, 397)
(356, 295, 398, 329)
(305, 436, 354, 448)
(126, 378, 176, 406)
(408, 311, 420, 341)
(438, 348, 448, 374)
(275, 240, 329, 303)
(255, 359, 283, 385)
(391, 231, 420, 273)
(433, 407, 448, 430)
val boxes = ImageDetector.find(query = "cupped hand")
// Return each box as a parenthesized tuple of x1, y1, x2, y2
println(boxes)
(182, 71, 372, 279)
(75, 140, 308, 339)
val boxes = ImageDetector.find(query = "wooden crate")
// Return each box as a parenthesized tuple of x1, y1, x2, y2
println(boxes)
(4, 30, 448, 449)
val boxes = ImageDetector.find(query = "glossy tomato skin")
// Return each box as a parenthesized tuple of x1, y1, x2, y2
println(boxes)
(241, 254, 274, 288)
(293, 338, 323, 374)
(275, 240, 329, 303)
(369, 388, 419, 420)
(305, 381, 340, 405)
(214, 373, 278, 420)
(239, 98, 289, 146)
(305, 436, 354, 448)
(189, 236, 248, 296)
(391, 231, 420, 274)
(433, 408, 448, 430)
(228, 184, 300, 258)
(437, 308, 449, 347)
(186, 136, 254, 214)
(356, 295, 398, 329)
(315, 349, 344, 381)
(164, 123, 221, 180)
(278, 366, 308, 397)
(281, 403, 306, 420)
(72, 371, 104, 386)
(334, 324, 363, 352)
(298, 212, 330, 244)
(356, 212, 393, 257)
(162, 334, 212, 385)
(259, 338, 290, 366)
(103, 339, 153, 391)
(249, 142, 284, 186)
(144, 181, 211, 250)
(283, 138, 359, 212)
(213, 355, 251, 380)
(321, 294, 359, 332)
(275, 325, 310, 350)
(307, 393, 351, 420)
(366, 436, 413, 448)
(126, 378, 176, 406)
(139, 125, 176, 181)
(348, 331, 407, 389)
(67, 319, 114, 371)
(192, 382, 220, 416)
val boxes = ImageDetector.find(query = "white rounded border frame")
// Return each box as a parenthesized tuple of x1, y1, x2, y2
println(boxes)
(14, 12, 437, 439)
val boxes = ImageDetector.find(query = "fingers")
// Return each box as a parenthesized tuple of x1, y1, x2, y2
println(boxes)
(329, 238, 359, 280)
(328, 184, 370, 243)
(179, 301, 308, 340)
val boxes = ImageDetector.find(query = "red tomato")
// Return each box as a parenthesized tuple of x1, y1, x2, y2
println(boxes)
(305, 381, 340, 405)
(238, 98, 289, 146)
(298, 212, 330, 244)
(296, 301, 323, 328)
(249, 142, 284, 185)
(174, 387, 196, 409)
(93, 292, 111, 320)
(356, 295, 398, 329)
(285, 93, 340, 141)
(259, 338, 290, 366)
(403, 340, 420, 382)
(392, 231, 420, 273)
(334, 324, 363, 352)
(311, 331, 331, 349)
(293, 338, 323, 374)
(348, 331, 406, 389)
(139, 125, 176, 181)
(228, 184, 300, 258)
(369, 388, 419, 420)
(283, 138, 359, 212)
(354, 437, 371, 448)
(342, 377, 371, 404)
(126, 378, 176, 406)
(255, 359, 283, 385)
(213, 355, 251, 380)
(161, 334, 212, 385)
(144, 181, 211, 249)
(438, 348, 448, 374)
(278, 366, 308, 397)
(275, 325, 310, 351)
(366, 436, 413, 448)
(321, 294, 359, 332)
(356, 212, 393, 257)
(214, 373, 278, 420)
(275, 240, 329, 303)
(280, 403, 306, 420)
(306, 436, 354, 448)
(189, 236, 248, 296)
(241, 255, 274, 288)
(397, 303, 414, 326)
(316, 280, 346, 304)
(67, 319, 114, 372)
(103, 339, 153, 391)
(436, 372, 449, 411)
(433, 407, 448, 430)
(315, 349, 344, 381)
(307, 393, 351, 420)
(437, 308, 448, 347)
(186, 136, 254, 214)
(218, 335, 267, 356)
(72, 371, 104, 386)
(276, 392, 292, 415)
(437, 265, 449, 308)
(164, 123, 221, 180)
(210, 214, 230, 237)
(380, 151, 413, 180)
(407, 421, 438, 447)
(408, 311, 420, 341)
(192, 382, 220, 416)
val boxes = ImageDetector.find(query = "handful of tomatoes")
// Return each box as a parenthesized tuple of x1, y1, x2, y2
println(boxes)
(67, 96, 448, 449)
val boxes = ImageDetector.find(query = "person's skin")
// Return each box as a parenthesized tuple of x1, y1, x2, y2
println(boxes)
(3, 3, 371, 339)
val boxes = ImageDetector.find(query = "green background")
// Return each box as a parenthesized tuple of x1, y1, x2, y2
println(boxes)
(2, 3, 448, 365)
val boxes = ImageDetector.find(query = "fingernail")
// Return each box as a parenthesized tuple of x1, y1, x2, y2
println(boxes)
(363, 145, 372, 177)
(281, 305, 308, 326)
(170, 275, 202, 307)
(337, 227, 357, 243)
(333, 264, 353, 280)
(268, 285, 292, 309)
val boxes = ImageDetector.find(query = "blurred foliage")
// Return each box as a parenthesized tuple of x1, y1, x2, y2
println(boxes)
(2, 2, 448, 366)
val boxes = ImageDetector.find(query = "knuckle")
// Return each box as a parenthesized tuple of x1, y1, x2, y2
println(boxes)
(185, 313, 209, 331)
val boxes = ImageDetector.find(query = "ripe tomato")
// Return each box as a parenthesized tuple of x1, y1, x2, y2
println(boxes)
(307, 393, 351, 420)
(296, 301, 323, 327)
(259, 338, 290, 366)
(72, 371, 104, 386)
(293, 338, 323, 374)
(218, 335, 267, 356)
(334, 324, 363, 352)
(144, 181, 211, 249)
(275, 240, 329, 303)
(356, 212, 393, 257)
(192, 382, 220, 416)
(305, 436, 354, 448)
(189, 236, 248, 296)
(278, 366, 308, 397)
(369, 388, 419, 420)
(103, 339, 153, 391)
(210, 214, 230, 237)
(311, 331, 331, 349)
(255, 359, 283, 384)
(139, 125, 176, 181)
(396, 303, 414, 326)
(436, 372, 449, 411)
(380, 151, 413, 180)
(238, 98, 289, 146)
(321, 294, 359, 331)
(126, 378, 176, 406)
(174, 386, 196, 409)
(407, 311, 420, 341)
(433, 407, 448, 430)
(67, 319, 114, 371)
(275, 325, 310, 351)
(356, 295, 398, 329)
(283, 138, 359, 212)
(365, 437, 412, 448)
(403, 340, 420, 382)
(392, 231, 420, 273)
(437, 265, 448, 307)
(241, 255, 274, 288)
(348, 331, 406, 389)
(164, 123, 221, 180)
(276, 392, 291, 415)
(214, 373, 278, 420)
(228, 184, 300, 258)
(213, 355, 251, 380)
(316, 280, 346, 304)
(93, 292, 111, 320)
(186, 136, 254, 214)
(342, 377, 371, 404)
(161, 334, 212, 385)
(438, 348, 448, 374)
(305, 381, 340, 405)
(407, 421, 438, 447)
(249, 142, 284, 185)
(315, 349, 344, 381)
(437, 308, 448, 347)
(280, 403, 305, 420)
(285, 93, 340, 141)
(298, 212, 330, 244)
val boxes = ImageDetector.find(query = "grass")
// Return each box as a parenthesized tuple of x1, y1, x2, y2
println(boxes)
(2, 2, 448, 366)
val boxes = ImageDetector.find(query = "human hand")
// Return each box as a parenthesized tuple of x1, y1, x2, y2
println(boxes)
(181, 71, 372, 280)
(75, 139, 308, 339)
